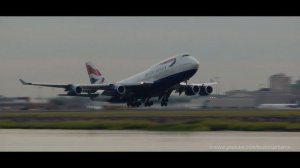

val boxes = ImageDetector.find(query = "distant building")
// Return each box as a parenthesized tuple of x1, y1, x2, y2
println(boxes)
(47, 97, 90, 110)
(291, 77, 300, 95)
(0, 96, 31, 110)
(252, 89, 295, 104)
(270, 73, 291, 91)
(203, 90, 256, 108)
(203, 82, 300, 108)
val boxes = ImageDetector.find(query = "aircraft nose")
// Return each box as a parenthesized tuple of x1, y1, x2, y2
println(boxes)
(190, 56, 199, 69)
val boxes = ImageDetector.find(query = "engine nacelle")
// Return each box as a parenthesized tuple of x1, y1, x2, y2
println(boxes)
(66, 85, 83, 96)
(185, 85, 200, 96)
(115, 85, 126, 95)
(199, 85, 213, 96)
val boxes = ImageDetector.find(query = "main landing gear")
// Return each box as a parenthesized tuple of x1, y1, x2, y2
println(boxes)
(127, 99, 142, 107)
(127, 98, 153, 107)
(127, 93, 170, 107)
(144, 98, 153, 107)
(160, 95, 169, 106)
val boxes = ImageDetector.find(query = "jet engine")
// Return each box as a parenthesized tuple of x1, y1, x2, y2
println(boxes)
(66, 85, 83, 96)
(185, 85, 200, 96)
(115, 85, 126, 95)
(199, 85, 213, 96)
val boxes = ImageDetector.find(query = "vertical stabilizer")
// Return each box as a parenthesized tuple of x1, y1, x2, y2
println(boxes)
(85, 62, 105, 84)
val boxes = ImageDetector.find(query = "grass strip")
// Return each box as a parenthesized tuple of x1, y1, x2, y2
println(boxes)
(0, 119, 299, 131)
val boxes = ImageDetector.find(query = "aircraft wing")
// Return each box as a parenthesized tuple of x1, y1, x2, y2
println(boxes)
(19, 79, 68, 88)
(194, 82, 217, 86)
(19, 79, 153, 92)
(77, 82, 153, 91)
(179, 82, 217, 86)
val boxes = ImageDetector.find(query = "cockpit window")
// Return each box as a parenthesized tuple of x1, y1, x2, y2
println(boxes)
(182, 54, 190, 57)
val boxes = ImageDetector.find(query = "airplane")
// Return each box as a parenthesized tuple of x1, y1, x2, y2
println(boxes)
(19, 53, 216, 107)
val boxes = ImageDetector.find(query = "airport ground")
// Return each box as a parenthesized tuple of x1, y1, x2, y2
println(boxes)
(0, 109, 300, 131)
(1, 129, 300, 151)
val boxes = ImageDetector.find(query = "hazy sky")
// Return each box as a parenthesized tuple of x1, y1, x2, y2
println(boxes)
(1, 17, 300, 98)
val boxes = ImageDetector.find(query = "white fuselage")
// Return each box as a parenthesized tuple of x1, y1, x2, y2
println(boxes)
(117, 53, 199, 84)
(94, 54, 200, 102)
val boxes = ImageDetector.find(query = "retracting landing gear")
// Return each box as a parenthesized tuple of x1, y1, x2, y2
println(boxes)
(160, 95, 169, 106)
(144, 98, 153, 107)
(159, 90, 173, 107)
(127, 98, 142, 107)
(127, 97, 153, 108)
(127, 101, 142, 107)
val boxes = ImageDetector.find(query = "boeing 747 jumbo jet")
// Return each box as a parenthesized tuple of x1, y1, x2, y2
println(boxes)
(19, 53, 216, 107)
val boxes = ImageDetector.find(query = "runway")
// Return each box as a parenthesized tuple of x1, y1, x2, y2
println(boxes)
(0, 129, 299, 151)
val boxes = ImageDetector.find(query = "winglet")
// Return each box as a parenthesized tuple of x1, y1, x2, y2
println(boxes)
(19, 79, 30, 85)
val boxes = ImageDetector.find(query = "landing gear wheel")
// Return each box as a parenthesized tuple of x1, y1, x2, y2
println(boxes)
(145, 102, 150, 107)
(150, 101, 153, 106)
(161, 101, 168, 106)
(144, 98, 153, 107)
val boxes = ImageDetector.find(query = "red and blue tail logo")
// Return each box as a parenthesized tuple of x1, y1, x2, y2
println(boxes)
(86, 64, 102, 76)
(85, 62, 105, 84)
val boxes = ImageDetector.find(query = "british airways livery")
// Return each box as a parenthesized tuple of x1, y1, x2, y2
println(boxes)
(19, 53, 216, 107)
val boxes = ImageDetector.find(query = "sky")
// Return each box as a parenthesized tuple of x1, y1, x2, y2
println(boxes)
(0, 17, 300, 98)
